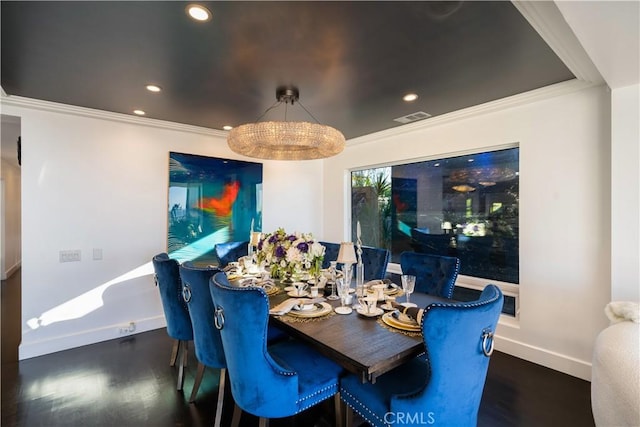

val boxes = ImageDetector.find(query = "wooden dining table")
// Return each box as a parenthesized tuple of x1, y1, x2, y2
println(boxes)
(268, 284, 452, 384)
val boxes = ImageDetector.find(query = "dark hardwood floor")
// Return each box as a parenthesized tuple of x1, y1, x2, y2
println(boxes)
(1, 271, 594, 426)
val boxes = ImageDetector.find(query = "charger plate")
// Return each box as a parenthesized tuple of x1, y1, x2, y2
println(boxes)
(287, 302, 333, 318)
(381, 312, 421, 332)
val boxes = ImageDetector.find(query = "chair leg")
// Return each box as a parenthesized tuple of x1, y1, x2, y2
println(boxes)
(189, 362, 206, 403)
(213, 368, 226, 427)
(258, 417, 269, 427)
(231, 403, 242, 427)
(176, 341, 188, 391)
(334, 393, 344, 427)
(169, 339, 180, 366)
(345, 405, 354, 427)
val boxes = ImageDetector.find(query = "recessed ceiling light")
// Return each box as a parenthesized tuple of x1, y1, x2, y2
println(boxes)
(468, 158, 474, 162)
(403, 93, 418, 102)
(434, 163, 440, 167)
(186, 4, 212, 22)
(223, 125, 233, 131)
(133, 110, 146, 116)
(146, 84, 162, 93)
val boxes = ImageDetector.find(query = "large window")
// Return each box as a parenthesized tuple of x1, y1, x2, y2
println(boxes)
(351, 147, 519, 286)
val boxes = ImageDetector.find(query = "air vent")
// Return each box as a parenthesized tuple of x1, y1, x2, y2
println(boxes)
(393, 111, 432, 124)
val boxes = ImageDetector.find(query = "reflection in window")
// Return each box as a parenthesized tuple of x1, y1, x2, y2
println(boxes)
(351, 147, 519, 284)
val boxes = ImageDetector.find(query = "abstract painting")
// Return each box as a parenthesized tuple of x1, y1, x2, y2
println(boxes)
(167, 152, 263, 264)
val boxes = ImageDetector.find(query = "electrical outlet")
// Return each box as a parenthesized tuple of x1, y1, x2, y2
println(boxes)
(118, 322, 136, 335)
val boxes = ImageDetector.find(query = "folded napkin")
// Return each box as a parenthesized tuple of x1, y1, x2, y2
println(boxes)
(364, 279, 397, 289)
(255, 278, 275, 287)
(269, 298, 325, 315)
(390, 301, 423, 324)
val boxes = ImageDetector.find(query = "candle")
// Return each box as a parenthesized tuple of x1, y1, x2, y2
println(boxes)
(357, 221, 361, 239)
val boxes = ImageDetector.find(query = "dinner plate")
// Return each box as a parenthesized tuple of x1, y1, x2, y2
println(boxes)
(287, 290, 309, 297)
(379, 303, 396, 311)
(356, 307, 384, 317)
(287, 302, 333, 318)
(381, 312, 421, 332)
(283, 286, 295, 292)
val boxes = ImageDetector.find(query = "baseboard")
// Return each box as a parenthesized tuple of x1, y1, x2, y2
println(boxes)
(19, 315, 167, 360)
(495, 334, 592, 381)
(2, 259, 21, 280)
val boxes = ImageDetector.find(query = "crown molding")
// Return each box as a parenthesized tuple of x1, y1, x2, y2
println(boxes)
(347, 79, 598, 147)
(0, 94, 227, 138)
(511, 1, 604, 84)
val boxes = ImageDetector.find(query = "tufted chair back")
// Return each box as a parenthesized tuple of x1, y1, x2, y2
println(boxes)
(400, 251, 460, 298)
(210, 272, 343, 422)
(152, 253, 193, 341)
(179, 262, 226, 368)
(319, 241, 340, 269)
(340, 284, 504, 427)
(210, 272, 301, 417)
(320, 241, 390, 281)
(214, 241, 249, 268)
(360, 245, 391, 280)
(393, 284, 503, 423)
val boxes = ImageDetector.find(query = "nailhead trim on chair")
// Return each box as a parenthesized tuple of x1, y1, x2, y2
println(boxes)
(296, 383, 338, 413)
(409, 285, 503, 400)
(340, 387, 387, 426)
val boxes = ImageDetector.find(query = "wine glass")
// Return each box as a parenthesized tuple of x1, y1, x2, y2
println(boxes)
(327, 261, 340, 300)
(401, 274, 416, 306)
(335, 278, 353, 314)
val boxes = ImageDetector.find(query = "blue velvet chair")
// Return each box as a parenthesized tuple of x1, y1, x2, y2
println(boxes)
(152, 253, 193, 391)
(320, 241, 341, 269)
(340, 284, 504, 427)
(400, 252, 460, 298)
(209, 271, 344, 427)
(214, 241, 249, 267)
(178, 263, 227, 426)
(320, 241, 390, 281)
(360, 245, 391, 281)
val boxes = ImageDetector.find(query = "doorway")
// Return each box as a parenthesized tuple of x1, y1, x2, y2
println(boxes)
(1, 114, 22, 364)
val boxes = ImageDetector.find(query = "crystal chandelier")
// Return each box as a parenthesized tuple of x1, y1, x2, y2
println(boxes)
(227, 86, 345, 161)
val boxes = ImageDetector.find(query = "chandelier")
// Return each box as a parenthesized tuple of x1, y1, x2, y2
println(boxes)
(227, 86, 345, 161)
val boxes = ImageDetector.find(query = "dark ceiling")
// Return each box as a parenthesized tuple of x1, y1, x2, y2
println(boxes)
(1, 1, 575, 140)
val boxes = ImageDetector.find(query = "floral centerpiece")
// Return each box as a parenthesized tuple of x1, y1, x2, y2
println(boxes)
(256, 228, 325, 280)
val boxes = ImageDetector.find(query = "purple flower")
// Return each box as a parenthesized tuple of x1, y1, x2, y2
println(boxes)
(297, 242, 309, 253)
(269, 234, 278, 244)
(275, 245, 286, 258)
(287, 235, 297, 242)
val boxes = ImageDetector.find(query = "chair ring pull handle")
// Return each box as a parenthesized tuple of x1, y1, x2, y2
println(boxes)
(153, 275, 158, 287)
(482, 328, 494, 357)
(214, 307, 224, 330)
(182, 283, 192, 303)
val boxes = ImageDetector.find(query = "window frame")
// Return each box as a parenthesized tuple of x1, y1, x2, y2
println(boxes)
(347, 143, 520, 318)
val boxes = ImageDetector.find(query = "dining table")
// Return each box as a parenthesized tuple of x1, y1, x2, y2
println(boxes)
(267, 281, 453, 384)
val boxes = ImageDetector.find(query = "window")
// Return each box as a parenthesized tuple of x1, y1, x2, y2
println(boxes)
(351, 147, 519, 314)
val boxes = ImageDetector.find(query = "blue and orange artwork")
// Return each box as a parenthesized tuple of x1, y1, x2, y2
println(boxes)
(167, 152, 263, 263)
(196, 181, 240, 216)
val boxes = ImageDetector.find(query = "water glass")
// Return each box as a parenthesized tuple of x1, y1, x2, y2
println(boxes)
(337, 278, 351, 307)
(401, 274, 416, 305)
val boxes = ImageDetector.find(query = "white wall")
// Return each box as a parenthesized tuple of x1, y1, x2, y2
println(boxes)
(1, 117, 22, 279)
(611, 84, 640, 302)
(0, 100, 321, 359)
(323, 84, 612, 380)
